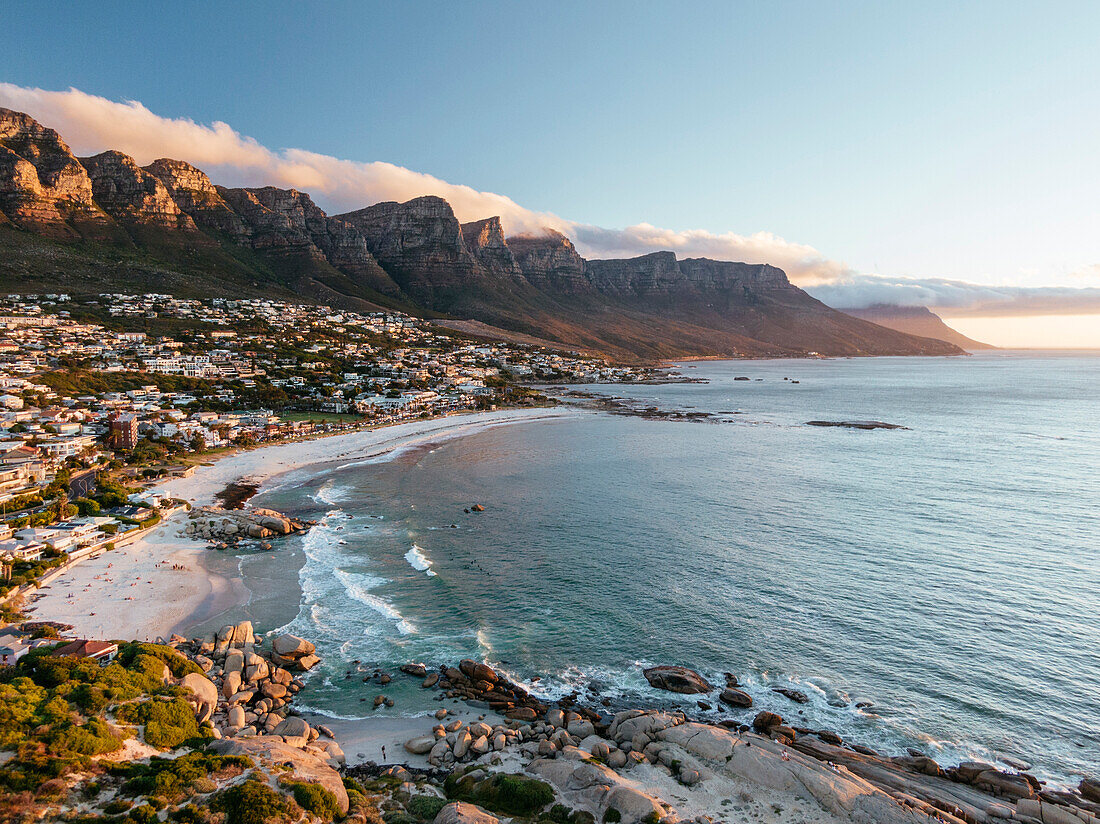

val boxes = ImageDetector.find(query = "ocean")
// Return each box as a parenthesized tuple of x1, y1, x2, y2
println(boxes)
(198, 351, 1100, 786)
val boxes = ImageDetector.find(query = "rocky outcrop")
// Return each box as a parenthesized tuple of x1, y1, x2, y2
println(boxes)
(584, 252, 791, 299)
(337, 196, 482, 301)
(507, 229, 591, 293)
(217, 186, 323, 255)
(461, 217, 523, 279)
(167, 621, 333, 766)
(218, 185, 402, 295)
(642, 665, 713, 694)
(0, 107, 111, 237)
(184, 506, 311, 542)
(210, 737, 349, 815)
(144, 158, 247, 238)
(433, 802, 500, 824)
(80, 151, 197, 231)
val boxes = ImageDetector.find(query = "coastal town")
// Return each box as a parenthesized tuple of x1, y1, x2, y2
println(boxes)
(0, 291, 655, 618)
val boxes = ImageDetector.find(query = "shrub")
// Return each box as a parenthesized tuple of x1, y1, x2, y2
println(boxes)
(211, 779, 295, 824)
(603, 810, 621, 824)
(115, 643, 202, 679)
(406, 794, 448, 821)
(285, 780, 342, 820)
(128, 804, 160, 824)
(122, 752, 251, 800)
(118, 698, 201, 749)
(170, 804, 209, 823)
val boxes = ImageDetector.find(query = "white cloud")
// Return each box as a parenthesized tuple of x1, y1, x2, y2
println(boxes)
(2, 82, 1099, 319)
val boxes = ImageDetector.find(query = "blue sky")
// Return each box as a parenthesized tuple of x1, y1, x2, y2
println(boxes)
(3, 1, 1099, 344)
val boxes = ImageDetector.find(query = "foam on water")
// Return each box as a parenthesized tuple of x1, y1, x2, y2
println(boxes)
(404, 544, 436, 576)
(333, 568, 416, 635)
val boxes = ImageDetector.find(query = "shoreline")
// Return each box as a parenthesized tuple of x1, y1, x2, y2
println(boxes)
(22, 397, 1093, 803)
(26, 407, 587, 642)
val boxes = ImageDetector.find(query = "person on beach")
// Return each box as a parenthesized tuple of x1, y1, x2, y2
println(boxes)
(381, 745, 386, 761)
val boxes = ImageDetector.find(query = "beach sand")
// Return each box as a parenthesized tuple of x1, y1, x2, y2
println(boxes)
(28, 408, 583, 642)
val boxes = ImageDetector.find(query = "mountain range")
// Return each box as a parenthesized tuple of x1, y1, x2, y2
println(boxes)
(0, 107, 965, 360)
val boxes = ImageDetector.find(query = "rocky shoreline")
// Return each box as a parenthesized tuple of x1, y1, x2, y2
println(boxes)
(154, 616, 1100, 824)
(352, 659, 1100, 824)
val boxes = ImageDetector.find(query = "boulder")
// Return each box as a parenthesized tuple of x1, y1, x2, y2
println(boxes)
(1081, 778, 1100, 804)
(296, 653, 321, 672)
(568, 719, 595, 738)
(178, 673, 218, 720)
(973, 769, 1035, 799)
(401, 663, 428, 678)
(261, 682, 287, 700)
(404, 735, 437, 755)
(227, 706, 245, 728)
(453, 729, 472, 759)
(433, 802, 499, 824)
(224, 649, 244, 675)
(273, 716, 310, 739)
(752, 711, 783, 734)
(642, 665, 713, 694)
(459, 659, 498, 683)
(773, 687, 810, 704)
(273, 634, 315, 658)
(719, 688, 753, 708)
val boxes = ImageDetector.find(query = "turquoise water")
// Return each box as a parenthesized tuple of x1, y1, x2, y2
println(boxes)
(233, 352, 1099, 786)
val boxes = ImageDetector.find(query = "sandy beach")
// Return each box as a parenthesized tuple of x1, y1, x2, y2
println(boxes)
(27, 407, 583, 642)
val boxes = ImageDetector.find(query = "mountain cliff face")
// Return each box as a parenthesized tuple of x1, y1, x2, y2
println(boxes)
(0, 107, 111, 238)
(80, 151, 198, 232)
(335, 196, 484, 302)
(461, 216, 523, 279)
(507, 230, 590, 293)
(0, 107, 964, 359)
(144, 158, 247, 238)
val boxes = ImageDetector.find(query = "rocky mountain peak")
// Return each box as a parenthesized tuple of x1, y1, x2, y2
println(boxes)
(461, 217, 523, 279)
(79, 151, 196, 231)
(144, 159, 246, 237)
(0, 107, 108, 237)
(336, 196, 480, 302)
(507, 228, 590, 292)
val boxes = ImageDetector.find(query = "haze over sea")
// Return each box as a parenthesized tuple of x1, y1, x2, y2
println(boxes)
(204, 352, 1100, 786)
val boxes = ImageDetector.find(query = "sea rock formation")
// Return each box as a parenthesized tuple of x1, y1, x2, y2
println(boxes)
(184, 506, 311, 541)
(642, 665, 714, 694)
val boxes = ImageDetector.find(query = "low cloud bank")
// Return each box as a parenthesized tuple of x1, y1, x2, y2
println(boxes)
(2, 83, 1098, 318)
(806, 276, 1100, 318)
